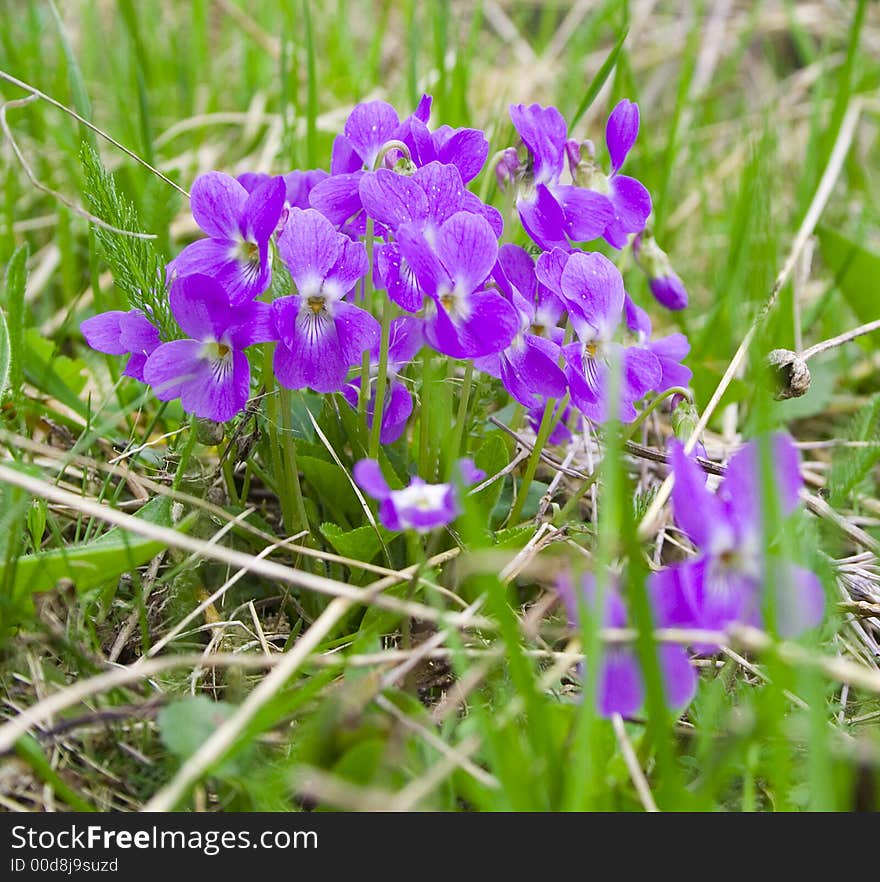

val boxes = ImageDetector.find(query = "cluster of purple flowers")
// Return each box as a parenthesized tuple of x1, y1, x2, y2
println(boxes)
(82, 94, 690, 436)
(79, 94, 827, 722)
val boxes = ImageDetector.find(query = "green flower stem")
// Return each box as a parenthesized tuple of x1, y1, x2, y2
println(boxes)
(445, 359, 474, 474)
(418, 349, 433, 479)
(278, 386, 309, 537)
(368, 292, 393, 459)
(624, 386, 693, 441)
(171, 418, 198, 492)
(508, 392, 569, 525)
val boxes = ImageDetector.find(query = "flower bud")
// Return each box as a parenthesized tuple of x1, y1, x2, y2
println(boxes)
(495, 147, 520, 191)
(633, 230, 688, 310)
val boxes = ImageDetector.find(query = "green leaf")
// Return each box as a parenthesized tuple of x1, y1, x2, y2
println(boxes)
(320, 522, 394, 564)
(0, 306, 10, 399)
(0, 495, 196, 596)
(24, 328, 88, 417)
(2, 244, 28, 399)
(472, 432, 509, 519)
(158, 696, 242, 776)
(570, 27, 629, 129)
(298, 455, 359, 526)
(818, 226, 880, 324)
(286, 391, 325, 442)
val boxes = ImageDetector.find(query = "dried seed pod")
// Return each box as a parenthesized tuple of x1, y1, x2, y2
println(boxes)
(767, 348, 811, 400)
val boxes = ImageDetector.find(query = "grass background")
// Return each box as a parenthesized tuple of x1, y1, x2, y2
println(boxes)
(0, 0, 879, 812)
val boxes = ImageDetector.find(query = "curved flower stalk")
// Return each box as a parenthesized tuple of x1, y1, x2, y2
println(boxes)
(359, 161, 503, 312)
(473, 244, 567, 407)
(566, 100, 652, 249)
(80, 308, 161, 382)
(354, 457, 485, 533)
(509, 102, 613, 252)
(272, 208, 379, 393)
(142, 274, 275, 422)
(166, 172, 286, 305)
(557, 572, 697, 718)
(342, 316, 423, 443)
(539, 249, 660, 423)
(650, 436, 825, 646)
(396, 211, 518, 359)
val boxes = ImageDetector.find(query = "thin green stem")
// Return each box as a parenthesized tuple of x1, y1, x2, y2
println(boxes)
(446, 360, 474, 473)
(368, 293, 393, 459)
(624, 387, 693, 440)
(508, 393, 568, 525)
(262, 344, 297, 535)
(278, 386, 309, 537)
(171, 419, 198, 492)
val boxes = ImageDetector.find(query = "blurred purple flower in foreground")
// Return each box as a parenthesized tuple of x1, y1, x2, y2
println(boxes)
(650, 435, 824, 647)
(354, 458, 485, 533)
(557, 572, 697, 718)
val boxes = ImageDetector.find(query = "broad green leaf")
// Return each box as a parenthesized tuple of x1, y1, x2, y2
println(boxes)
(298, 455, 359, 525)
(818, 226, 880, 325)
(0, 306, 10, 398)
(25, 329, 88, 417)
(472, 432, 509, 519)
(158, 696, 242, 776)
(2, 244, 28, 398)
(320, 522, 394, 564)
(0, 496, 196, 596)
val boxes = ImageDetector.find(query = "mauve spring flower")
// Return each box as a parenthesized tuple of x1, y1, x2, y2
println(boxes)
(359, 161, 502, 312)
(354, 457, 485, 533)
(342, 316, 423, 444)
(80, 308, 161, 383)
(527, 399, 581, 445)
(509, 102, 613, 251)
(473, 244, 567, 407)
(567, 100, 652, 250)
(557, 572, 697, 718)
(397, 211, 518, 359)
(623, 296, 692, 394)
(632, 230, 688, 310)
(166, 172, 286, 306)
(272, 208, 379, 393)
(394, 94, 490, 185)
(539, 248, 660, 423)
(238, 169, 329, 235)
(650, 436, 824, 645)
(142, 274, 275, 422)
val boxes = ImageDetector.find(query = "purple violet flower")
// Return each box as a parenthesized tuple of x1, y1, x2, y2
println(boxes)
(359, 161, 502, 312)
(166, 172, 286, 306)
(632, 230, 688, 310)
(80, 309, 161, 383)
(238, 169, 329, 235)
(557, 572, 697, 718)
(396, 211, 518, 359)
(650, 436, 825, 646)
(342, 316, 423, 444)
(623, 296, 692, 394)
(272, 208, 379, 393)
(473, 244, 567, 407)
(567, 100, 652, 250)
(539, 249, 661, 423)
(527, 399, 581, 445)
(354, 457, 485, 533)
(509, 103, 613, 251)
(142, 274, 275, 422)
